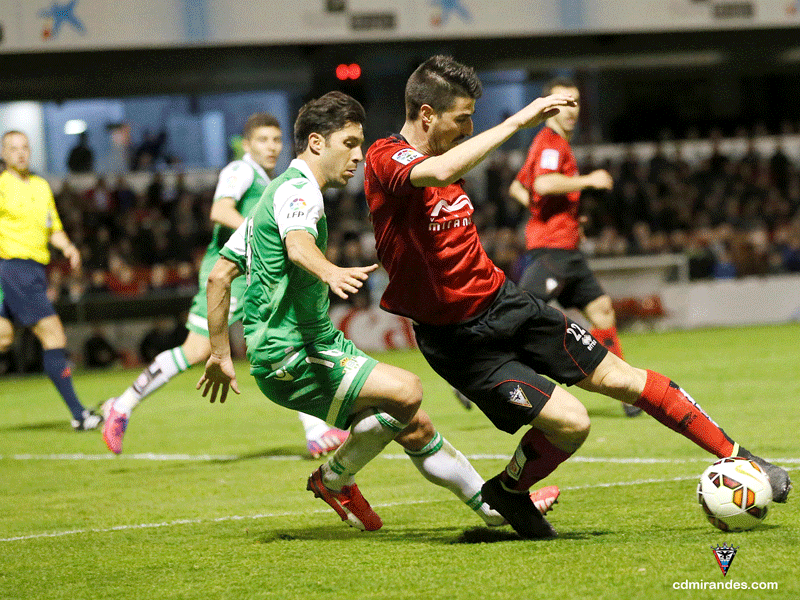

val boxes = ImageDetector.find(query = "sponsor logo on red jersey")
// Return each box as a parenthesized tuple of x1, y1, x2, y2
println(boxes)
(428, 194, 474, 231)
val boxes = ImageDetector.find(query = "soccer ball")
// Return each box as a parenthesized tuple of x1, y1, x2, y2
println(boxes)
(697, 457, 772, 531)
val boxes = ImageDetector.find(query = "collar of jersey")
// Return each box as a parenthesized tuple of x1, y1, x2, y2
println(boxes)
(288, 158, 319, 190)
(242, 153, 271, 183)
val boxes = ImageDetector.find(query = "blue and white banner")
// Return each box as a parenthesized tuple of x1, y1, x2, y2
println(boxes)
(1, 0, 798, 54)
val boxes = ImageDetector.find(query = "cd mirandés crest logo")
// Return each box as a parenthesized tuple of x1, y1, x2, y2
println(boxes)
(711, 543, 739, 576)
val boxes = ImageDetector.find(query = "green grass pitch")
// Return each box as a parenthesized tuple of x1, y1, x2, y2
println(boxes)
(1, 324, 797, 600)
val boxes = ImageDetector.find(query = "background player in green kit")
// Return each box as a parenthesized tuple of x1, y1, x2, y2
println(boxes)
(103, 114, 349, 457)
(197, 91, 558, 532)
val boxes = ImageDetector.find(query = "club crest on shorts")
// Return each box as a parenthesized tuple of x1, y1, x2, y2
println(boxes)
(711, 543, 738, 576)
(508, 385, 532, 408)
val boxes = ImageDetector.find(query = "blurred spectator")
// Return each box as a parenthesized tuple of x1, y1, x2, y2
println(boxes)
(132, 129, 167, 171)
(83, 326, 120, 369)
(67, 131, 94, 173)
(139, 317, 187, 363)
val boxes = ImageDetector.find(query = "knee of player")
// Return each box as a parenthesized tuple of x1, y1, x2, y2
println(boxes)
(595, 357, 647, 399)
(0, 332, 13, 353)
(395, 409, 435, 450)
(558, 403, 591, 448)
(397, 371, 423, 406)
(388, 371, 423, 421)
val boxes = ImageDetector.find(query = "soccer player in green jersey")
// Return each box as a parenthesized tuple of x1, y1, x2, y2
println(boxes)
(197, 92, 558, 531)
(103, 114, 349, 457)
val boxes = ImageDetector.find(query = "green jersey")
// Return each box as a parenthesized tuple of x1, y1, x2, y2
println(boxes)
(220, 158, 336, 373)
(187, 153, 270, 335)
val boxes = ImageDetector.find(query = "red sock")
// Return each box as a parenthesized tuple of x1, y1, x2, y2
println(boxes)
(634, 370, 734, 458)
(500, 428, 572, 492)
(591, 326, 624, 359)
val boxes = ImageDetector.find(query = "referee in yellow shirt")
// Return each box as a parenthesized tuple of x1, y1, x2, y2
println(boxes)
(0, 130, 101, 430)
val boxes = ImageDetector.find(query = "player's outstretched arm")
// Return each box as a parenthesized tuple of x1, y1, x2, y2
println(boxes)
(285, 229, 377, 299)
(534, 169, 614, 196)
(209, 197, 246, 229)
(410, 93, 576, 188)
(197, 257, 241, 402)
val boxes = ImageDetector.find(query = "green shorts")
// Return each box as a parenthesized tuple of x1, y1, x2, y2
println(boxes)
(251, 330, 378, 429)
(186, 276, 247, 336)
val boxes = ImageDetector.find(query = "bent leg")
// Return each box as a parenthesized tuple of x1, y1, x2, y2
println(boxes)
(396, 408, 506, 525)
(584, 294, 625, 359)
(113, 331, 208, 415)
(579, 352, 734, 457)
(319, 363, 419, 491)
(500, 387, 590, 492)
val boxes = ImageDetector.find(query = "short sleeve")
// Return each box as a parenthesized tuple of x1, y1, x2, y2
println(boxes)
(368, 141, 428, 196)
(214, 161, 255, 201)
(44, 180, 64, 233)
(273, 178, 325, 240)
(220, 218, 248, 272)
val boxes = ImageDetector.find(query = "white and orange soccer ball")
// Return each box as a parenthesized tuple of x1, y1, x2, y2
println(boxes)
(697, 457, 772, 531)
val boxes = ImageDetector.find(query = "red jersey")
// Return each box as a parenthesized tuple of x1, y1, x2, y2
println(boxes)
(364, 135, 505, 326)
(516, 127, 581, 250)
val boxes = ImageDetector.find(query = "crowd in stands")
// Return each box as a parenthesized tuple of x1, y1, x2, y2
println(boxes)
(45, 128, 800, 313)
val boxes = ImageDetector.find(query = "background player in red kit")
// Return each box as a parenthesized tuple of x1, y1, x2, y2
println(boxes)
(509, 77, 641, 417)
(364, 55, 791, 539)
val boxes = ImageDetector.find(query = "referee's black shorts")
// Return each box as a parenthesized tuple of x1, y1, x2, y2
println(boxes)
(0, 259, 57, 326)
(414, 279, 607, 434)
(518, 247, 606, 310)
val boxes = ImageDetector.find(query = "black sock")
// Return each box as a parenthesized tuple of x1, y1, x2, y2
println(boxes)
(42, 348, 85, 420)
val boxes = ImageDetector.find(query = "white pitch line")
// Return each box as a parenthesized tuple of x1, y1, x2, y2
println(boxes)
(0, 477, 699, 543)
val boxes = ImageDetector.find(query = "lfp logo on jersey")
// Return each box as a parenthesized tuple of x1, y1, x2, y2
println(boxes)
(39, 0, 85, 40)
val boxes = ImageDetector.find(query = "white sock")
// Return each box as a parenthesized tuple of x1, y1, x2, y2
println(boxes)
(406, 432, 505, 526)
(114, 348, 189, 415)
(321, 409, 406, 491)
(298, 412, 332, 441)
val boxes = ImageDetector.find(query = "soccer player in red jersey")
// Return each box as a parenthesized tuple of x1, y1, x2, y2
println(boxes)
(509, 77, 641, 417)
(363, 55, 790, 538)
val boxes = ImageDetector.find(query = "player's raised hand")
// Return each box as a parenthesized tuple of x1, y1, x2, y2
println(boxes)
(197, 353, 240, 403)
(326, 263, 379, 300)
(511, 94, 577, 130)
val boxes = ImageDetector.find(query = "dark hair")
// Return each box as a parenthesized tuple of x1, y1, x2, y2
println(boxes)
(294, 91, 365, 154)
(543, 77, 578, 96)
(243, 113, 280, 140)
(405, 55, 482, 120)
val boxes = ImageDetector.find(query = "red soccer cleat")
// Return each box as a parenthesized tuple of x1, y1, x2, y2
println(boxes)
(307, 468, 383, 531)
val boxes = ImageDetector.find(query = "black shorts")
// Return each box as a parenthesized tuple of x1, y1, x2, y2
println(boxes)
(518, 248, 605, 310)
(0, 259, 57, 326)
(414, 279, 607, 434)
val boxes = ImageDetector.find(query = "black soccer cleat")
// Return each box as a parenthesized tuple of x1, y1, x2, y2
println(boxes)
(622, 403, 643, 417)
(737, 448, 792, 504)
(481, 475, 558, 539)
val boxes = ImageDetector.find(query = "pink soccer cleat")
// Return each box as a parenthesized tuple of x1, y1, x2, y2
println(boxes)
(530, 485, 560, 515)
(102, 398, 129, 455)
(307, 468, 383, 531)
(307, 427, 349, 459)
